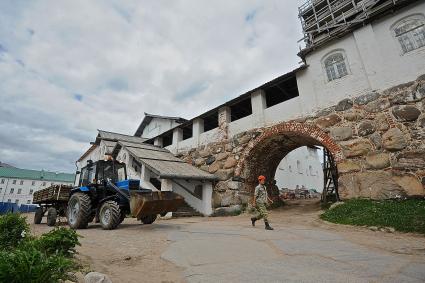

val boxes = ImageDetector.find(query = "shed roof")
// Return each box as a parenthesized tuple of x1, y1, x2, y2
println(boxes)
(134, 113, 187, 137)
(96, 130, 147, 145)
(0, 167, 75, 182)
(113, 141, 218, 181)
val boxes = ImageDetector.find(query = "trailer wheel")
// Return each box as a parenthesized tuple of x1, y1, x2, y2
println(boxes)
(34, 207, 43, 224)
(99, 201, 121, 230)
(140, 214, 157, 225)
(46, 208, 57, 226)
(67, 193, 91, 229)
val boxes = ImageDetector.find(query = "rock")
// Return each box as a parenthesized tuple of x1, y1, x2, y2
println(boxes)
(220, 191, 241, 206)
(335, 99, 353, 111)
(369, 226, 379, 232)
(215, 169, 234, 181)
(357, 121, 376, 136)
(330, 127, 352, 141)
(393, 150, 425, 169)
(213, 205, 242, 216)
(225, 143, 233, 152)
(364, 98, 391, 113)
(205, 156, 216, 165)
(214, 181, 227, 192)
(338, 171, 406, 200)
(200, 165, 209, 172)
(369, 132, 382, 149)
(329, 202, 345, 210)
(343, 111, 361, 121)
(337, 160, 361, 173)
(315, 107, 335, 118)
(365, 153, 390, 169)
(216, 152, 229, 161)
(212, 192, 222, 207)
(199, 149, 210, 158)
(226, 180, 243, 190)
(84, 272, 112, 283)
(375, 113, 390, 131)
(354, 92, 380, 105)
(238, 134, 251, 145)
(392, 173, 424, 196)
(382, 128, 407, 151)
(194, 158, 205, 166)
(208, 161, 222, 173)
(392, 105, 421, 122)
(415, 84, 425, 100)
(223, 156, 237, 169)
(340, 139, 372, 158)
(315, 114, 341, 128)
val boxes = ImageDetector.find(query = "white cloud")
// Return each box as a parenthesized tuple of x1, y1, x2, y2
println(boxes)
(0, 0, 306, 172)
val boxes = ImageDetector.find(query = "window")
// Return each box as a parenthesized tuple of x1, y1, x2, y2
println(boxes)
(17, 189, 22, 194)
(20, 180, 24, 185)
(29, 189, 34, 195)
(1, 179, 4, 184)
(0, 188, 2, 193)
(297, 160, 303, 174)
(10, 188, 14, 194)
(27, 200, 31, 204)
(309, 165, 314, 176)
(323, 51, 348, 81)
(32, 181, 35, 186)
(393, 15, 425, 54)
(15, 199, 19, 205)
(288, 165, 292, 172)
(12, 180, 16, 185)
(7, 199, 11, 203)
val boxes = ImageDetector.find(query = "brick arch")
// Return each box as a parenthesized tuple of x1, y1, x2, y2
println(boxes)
(234, 122, 344, 188)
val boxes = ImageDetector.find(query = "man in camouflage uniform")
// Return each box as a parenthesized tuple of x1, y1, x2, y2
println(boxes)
(251, 175, 274, 230)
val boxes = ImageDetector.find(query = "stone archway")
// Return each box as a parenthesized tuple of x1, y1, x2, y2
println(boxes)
(235, 122, 343, 194)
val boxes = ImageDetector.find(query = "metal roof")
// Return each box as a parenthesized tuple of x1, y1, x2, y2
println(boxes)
(96, 130, 147, 145)
(0, 167, 75, 182)
(114, 141, 218, 181)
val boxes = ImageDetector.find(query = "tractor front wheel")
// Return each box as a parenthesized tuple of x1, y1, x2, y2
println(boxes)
(46, 207, 57, 226)
(67, 193, 92, 229)
(99, 201, 121, 230)
(140, 214, 157, 225)
(34, 207, 43, 224)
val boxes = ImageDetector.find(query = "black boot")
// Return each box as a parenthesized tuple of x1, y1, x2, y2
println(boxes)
(251, 217, 257, 227)
(265, 221, 274, 230)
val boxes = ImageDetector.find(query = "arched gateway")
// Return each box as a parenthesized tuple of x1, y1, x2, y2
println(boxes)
(234, 122, 343, 199)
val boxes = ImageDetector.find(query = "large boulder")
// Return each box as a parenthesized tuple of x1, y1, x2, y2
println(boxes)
(215, 169, 234, 181)
(369, 132, 382, 149)
(365, 153, 390, 169)
(364, 98, 391, 113)
(382, 128, 407, 151)
(393, 150, 425, 169)
(216, 152, 229, 161)
(337, 160, 361, 173)
(314, 114, 341, 128)
(357, 121, 376, 136)
(338, 172, 406, 200)
(391, 106, 421, 122)
(208, 161, 222, 173)
(335, 99, 353, 111)
(223, 156, 237, 169)
(340, 138, 372, 157)
(354, 92, 380, 105)
(330, 127, 352, 141)
(392, 173, 424, 196)
(85, 272, 112, 283)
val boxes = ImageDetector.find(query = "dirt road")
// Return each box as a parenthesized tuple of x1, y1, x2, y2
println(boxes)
(29, 200, 425, 282)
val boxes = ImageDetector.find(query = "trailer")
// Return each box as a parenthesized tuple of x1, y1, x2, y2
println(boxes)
(32, 184, 73, 226)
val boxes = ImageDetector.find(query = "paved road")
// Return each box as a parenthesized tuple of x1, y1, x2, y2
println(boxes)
(162, 200, 425, 283)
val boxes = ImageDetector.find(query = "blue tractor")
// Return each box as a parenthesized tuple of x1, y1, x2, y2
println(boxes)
(67, 159, 183, 230)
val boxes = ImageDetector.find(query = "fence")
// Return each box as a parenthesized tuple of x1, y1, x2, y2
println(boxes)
(0, 202, 38, 214)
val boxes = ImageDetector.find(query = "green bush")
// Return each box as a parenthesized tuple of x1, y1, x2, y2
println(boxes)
(36, 227, 81, 257)
(0, 213, 30, 250)
(0, 247, 76, 283)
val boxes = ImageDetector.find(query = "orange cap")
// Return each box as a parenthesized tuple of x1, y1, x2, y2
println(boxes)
(258, 175, 266, 181)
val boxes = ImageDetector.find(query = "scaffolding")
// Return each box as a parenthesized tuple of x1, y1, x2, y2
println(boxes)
(298, 0, 418, 53)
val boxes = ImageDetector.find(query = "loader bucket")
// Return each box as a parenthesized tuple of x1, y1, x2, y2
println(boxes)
(130, 191, 185, 220)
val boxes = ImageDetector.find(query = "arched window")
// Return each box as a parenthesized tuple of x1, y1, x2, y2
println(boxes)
(323, 51, 348, 81)
(393, 15, 425, 54)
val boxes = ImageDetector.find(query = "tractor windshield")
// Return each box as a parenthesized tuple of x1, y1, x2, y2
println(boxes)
(101, 161, 127, 182)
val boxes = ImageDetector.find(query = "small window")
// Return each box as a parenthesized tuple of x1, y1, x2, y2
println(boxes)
(288, 165, 292, 172)
(15, 199, 19, 205)
(29, 189, 34, 195)
(0, 188, 2, 193)
(32, 181, 35, 186)
(309, 165, 314, 176)
(1, 179, 4, 184)
(393, 16, 425, 53)
(27, 200, 31, 204)
(323, 52, 348, 81)
(10, 188, 14, 194)
(12, 180, 16, 185)
(297, 160, 302, 174)
(20, 180, 24, 185)
(17, 189, 22, 194)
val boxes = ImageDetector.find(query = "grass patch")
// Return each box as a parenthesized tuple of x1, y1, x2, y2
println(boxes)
(320, 199, 425, 234)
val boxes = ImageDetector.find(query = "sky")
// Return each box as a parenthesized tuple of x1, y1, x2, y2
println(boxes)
(0, 0, 306, 173)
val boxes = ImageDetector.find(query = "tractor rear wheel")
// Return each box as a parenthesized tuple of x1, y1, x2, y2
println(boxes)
(99, 201, 121, 230)
(46, 207, 57, 227)
(140, 214, 157, 224)
(67, 193, 91, 229)
(34, 207, 43, 224)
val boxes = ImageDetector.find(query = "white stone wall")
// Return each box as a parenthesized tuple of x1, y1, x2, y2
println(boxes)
(0, 177, 73, 205)
(274, 146, 324, 192)
(141, 117, 182, 139)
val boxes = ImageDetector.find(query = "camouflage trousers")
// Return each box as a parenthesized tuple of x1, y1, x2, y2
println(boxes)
(254, 203, 269, 222)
